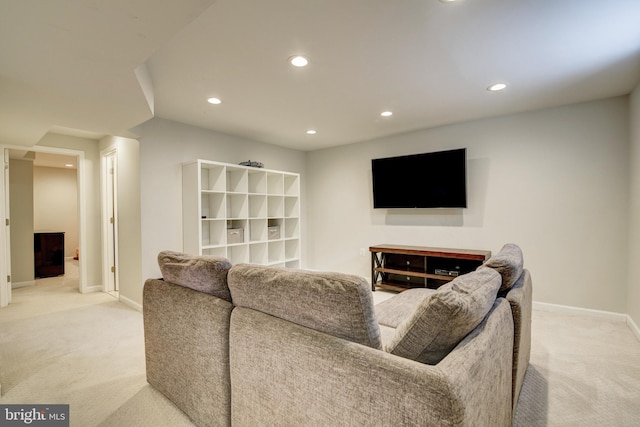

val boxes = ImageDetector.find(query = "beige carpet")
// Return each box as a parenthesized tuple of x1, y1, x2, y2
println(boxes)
(1, 265, 639, 426)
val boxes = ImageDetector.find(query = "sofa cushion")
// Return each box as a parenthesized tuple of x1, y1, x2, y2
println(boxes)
(228, 264, 382, 349)
(384, 267, 501, 364)
(375, 288, 435, 328)
(157, 251, 232, 301)
(481, 243, 524, 292)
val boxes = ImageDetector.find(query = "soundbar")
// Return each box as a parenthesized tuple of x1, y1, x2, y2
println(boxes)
(434, 269, 459, 277)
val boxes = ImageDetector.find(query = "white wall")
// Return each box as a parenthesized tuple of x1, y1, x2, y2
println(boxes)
(628, 84, 640, 326)
(134, 118, 307, 283)
(99, 136, 142, 307)
(9, 159, 34, 285)
(307, 97, 630, 313)
(33, 166, 78, 257)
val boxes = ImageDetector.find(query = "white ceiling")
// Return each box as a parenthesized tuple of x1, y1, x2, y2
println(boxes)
(8, 150, 78, 169)
(1, 0, 639, 152)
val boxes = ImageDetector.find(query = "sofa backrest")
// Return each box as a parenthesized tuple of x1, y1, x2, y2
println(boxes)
(228, 264, 382, 349)
(481, 243, 532, 412)
(143, 278, 234, 426)
(157, 250, 232, 301)
(480, 243, 524, 293)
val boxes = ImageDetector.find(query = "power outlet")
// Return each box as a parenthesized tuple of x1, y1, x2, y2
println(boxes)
(359, 248, 368, 257)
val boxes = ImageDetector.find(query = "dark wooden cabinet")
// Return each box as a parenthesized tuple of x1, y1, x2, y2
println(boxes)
(370, 244, 491, 292)
(34, 232, 65, 278)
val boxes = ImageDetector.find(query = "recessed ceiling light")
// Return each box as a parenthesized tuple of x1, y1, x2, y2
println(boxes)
(207, 97, 222, 104)
(289, 56, 309, 67)
(306, 130, 317, 135)
(487, 83, 507, 92)
(380, 111, 393, 117)
(64, 163, 74, 168)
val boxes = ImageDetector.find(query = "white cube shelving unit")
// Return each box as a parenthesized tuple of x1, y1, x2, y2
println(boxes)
(183, 159, 301, 268)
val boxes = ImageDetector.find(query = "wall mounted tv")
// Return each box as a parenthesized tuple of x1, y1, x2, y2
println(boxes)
(371, 148, 467, 209)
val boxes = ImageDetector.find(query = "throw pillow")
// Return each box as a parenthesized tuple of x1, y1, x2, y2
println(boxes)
(384, 267, 501, 364)
(157, 251, 232, 301)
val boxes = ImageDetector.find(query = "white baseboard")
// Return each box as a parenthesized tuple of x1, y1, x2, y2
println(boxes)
(534, 301, 640, 342)
(12, 280, 35, 289)
(119, 294, 142, 312)
(82, 285, 103, 293)
(533, 301, 628, 322)
(628, 315, 640, 342)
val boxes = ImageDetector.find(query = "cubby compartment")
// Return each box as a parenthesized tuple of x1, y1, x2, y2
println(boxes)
(226, 168, 248, 193)
(267, 196, 284, 218)
(249, 195, 267, 218)
(229, 244, 250, 264)
(201, 220, 225, 247)
(267, 172, 283, 195)
(227, 194, 248, 218)
(283, 174, 299, 196)
(226, 219, 247, 245)
(268, 240, 285, 264)
(249, 219, 267, 242)
(248, 170, 267, 194)
(285, 239, 299, 260)
(201, 192, 225, 219)
(285, 260, 300, 269)
(284, 218, 299, 239)
(201, 165, 225, 192)
(249, 242, 268, 264)
(268, 219, 282, 241)
(203, 247, 227, 258)
(284, 196, 299, 218)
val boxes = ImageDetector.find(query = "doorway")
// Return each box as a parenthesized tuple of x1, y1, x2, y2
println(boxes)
(0, 146, 88, 307)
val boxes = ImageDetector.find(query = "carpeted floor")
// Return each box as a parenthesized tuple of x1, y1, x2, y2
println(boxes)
(1, 262, 639, 426)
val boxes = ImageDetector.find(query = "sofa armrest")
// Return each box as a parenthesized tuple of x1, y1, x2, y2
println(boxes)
(505, 269, 533, 411)
(143, 278, 234, 427)
(229, 299, 513, 427)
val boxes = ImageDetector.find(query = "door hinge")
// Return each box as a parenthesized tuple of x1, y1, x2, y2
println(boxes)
(110, 217, 114, 224)
(5, 218, 8, 226)
(111, 266, 116, 273)
(7, 275, 10, 282)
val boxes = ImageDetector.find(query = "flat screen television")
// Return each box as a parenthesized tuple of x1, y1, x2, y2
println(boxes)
(371, 148, 467, 209)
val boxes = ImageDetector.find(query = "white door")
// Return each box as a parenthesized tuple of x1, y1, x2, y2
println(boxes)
(104, 151, 118, 293)
(1, 148, 11, 307)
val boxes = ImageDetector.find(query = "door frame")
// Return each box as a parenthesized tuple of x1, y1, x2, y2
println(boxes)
(1, 149, 11, 306)
(0, 144, 88, 308)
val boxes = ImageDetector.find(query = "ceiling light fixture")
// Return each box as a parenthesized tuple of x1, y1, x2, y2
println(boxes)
(207, 97, 222, 104)
(65, 163, 74, 168)
(289, 56, 309, 67)
(380, 111, 393, 117)
(487, 83, 507, 92)
(306, 130, 317, 135)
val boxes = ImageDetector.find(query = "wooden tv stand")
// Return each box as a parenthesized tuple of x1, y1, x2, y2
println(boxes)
(370, 244, 491, 292)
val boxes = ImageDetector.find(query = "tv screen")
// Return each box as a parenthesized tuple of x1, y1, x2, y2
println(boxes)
(371, 148, 467, 209)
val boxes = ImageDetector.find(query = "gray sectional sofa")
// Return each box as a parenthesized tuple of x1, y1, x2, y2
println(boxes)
(143, 244, 532, 427)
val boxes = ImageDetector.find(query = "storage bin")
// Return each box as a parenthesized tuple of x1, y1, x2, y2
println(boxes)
(227, 228, 244, 244)
(268, 226, 280, 240)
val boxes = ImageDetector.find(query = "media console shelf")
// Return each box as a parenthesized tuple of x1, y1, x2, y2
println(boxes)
(370, 244, 491, 292)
